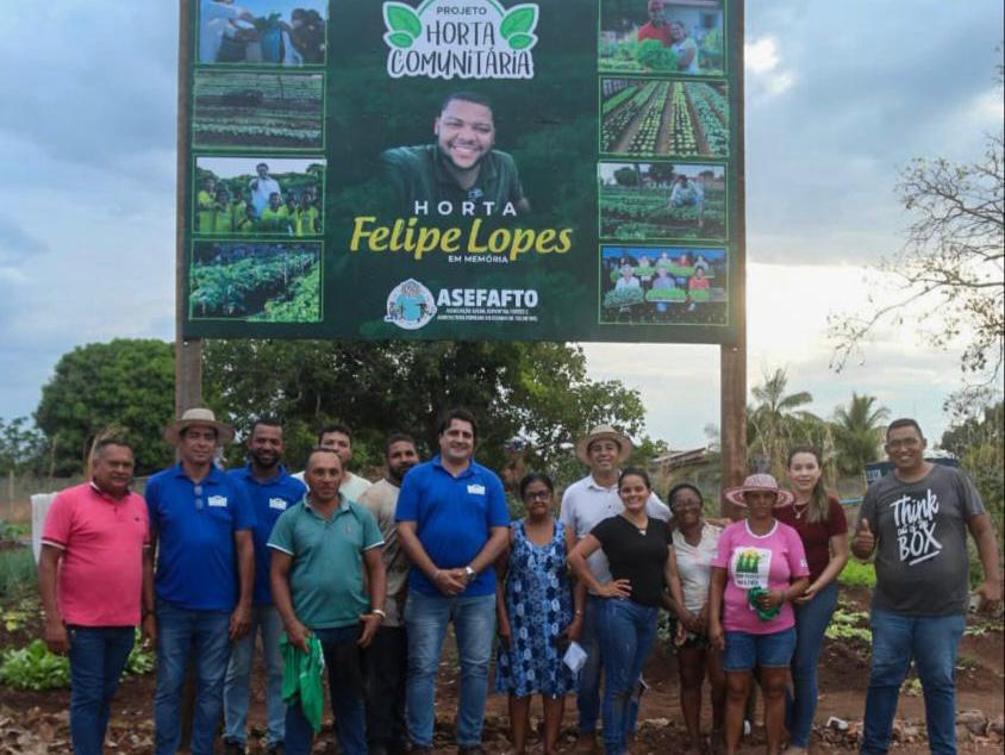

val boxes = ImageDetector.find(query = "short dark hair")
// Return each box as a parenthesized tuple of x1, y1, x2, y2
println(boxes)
(619, 466, 652, 491)
(667, 482, 702, 508)
(441, 91, 493, 115)
(436, 408, 478, 442)
(305, 446, 342, 472)
(250, 416, 282, 436)
(93, 437, 134, 457)
(385, 432, 417, 457)
(318, 423, 353, 445)
(886, 418, 924, 440)
(519, 472, 555, 500)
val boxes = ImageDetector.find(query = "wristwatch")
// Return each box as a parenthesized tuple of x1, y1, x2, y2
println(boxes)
(464, 566, 477, 583)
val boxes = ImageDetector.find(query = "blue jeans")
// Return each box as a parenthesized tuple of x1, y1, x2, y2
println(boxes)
(285, 624, 367, 755)
(861, 609, 966, 755)
(786, 582, 838, 747)
(578, 594, 642, 736)
(223, 604, 285, 747)
(404, 590, 496, 748)
(67, 626, 135, 755)
(153, 599, 232, 755)
(597, 599, 659, 755)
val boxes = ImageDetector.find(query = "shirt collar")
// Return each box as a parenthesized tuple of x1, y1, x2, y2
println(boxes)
(431, 454, 475, 478)
(88, 481, 130, 502)
(172, 462, 224, 484)
(430, 143, 498, 191)
(303, 492, 349, 516)
(585, 474, 617, 492)
(240, 462, 289, 485)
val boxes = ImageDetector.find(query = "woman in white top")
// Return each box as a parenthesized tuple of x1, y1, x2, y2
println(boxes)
(667, 483, 725, 755)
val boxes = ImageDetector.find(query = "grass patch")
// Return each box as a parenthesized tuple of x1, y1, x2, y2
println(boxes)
(838, 559, 876, 589)
(0, 548, 35, 598)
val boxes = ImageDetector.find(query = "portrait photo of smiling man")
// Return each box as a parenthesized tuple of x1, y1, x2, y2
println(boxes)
(380, 91, 530, 217)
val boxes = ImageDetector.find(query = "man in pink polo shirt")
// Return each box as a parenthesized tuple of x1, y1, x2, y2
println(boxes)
(39, 438, 154, 755)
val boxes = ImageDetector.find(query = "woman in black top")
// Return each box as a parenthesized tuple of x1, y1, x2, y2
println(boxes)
(568, 468, 673, 755)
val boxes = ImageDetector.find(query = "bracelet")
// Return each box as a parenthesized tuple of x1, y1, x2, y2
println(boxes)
(372, 609, 386, 620)
(574, 609, 584, 616)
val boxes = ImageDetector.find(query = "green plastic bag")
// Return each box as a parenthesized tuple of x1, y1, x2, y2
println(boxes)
(280, 633, 325, 733)
(746, 587, 781, 621)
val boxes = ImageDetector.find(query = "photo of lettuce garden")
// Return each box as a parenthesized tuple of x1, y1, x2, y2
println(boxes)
(192, 70, 323, 150)
(189, 241, 321, 322)
(601, 78, 729, 157)
(600, 244, 727, 325)
(599, 161, 726, 241)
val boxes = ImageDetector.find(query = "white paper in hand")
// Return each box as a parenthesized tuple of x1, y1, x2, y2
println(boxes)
(563, 641, 588, 673)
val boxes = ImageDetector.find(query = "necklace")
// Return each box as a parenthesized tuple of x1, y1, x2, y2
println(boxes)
(793, 502, 809, 520)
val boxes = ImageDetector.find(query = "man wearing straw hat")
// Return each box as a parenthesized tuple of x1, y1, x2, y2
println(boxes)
(559, 425, 671, 753)
(146, 408, 256, 755)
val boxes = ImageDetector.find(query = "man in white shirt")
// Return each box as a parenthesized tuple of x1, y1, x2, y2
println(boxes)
(559, 425, 670, 753)
(293, 423, 372, 502)
(248, 162, 282, 218)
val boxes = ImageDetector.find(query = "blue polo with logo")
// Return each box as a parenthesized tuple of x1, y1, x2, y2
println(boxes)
(395, 455, 509, 597)
(228, 463, 306, 605)
(145, 463, 255, 611)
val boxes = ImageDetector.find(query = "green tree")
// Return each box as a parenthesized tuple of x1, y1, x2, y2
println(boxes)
(0, 417, 46, 501)
(34, 340, 175, 475)
(202, 340, 649, 476)
(747, 368, 823, 479)
(831, 393, 889, 476)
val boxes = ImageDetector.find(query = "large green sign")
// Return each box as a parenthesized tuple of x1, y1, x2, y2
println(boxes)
(182, 0, 742, 343)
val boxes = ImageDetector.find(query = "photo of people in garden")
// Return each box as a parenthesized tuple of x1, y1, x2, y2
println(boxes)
(599, 0, 725, 75)
(189, 240, 321, 323)
(193, 157, 324, 237)
(600, 244, 727, 325)
(599, 161, 726, 241)
(198, 0, 327, 65)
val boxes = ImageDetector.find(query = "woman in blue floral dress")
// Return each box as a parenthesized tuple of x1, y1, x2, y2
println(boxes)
(496, 473, 585, 754)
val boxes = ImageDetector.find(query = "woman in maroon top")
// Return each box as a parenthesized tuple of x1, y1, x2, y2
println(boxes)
(775, 446, 849, 754)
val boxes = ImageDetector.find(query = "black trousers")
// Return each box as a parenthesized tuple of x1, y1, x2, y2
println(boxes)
(364, 625, 409, 753)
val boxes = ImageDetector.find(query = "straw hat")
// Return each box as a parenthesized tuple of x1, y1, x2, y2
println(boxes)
(723, 473, 795, 508)
(163, 407, 234, 446)
(575, 424, 633, 465)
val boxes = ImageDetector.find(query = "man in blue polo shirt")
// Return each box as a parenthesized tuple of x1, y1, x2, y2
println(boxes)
(396, 408, 510, 754)
(223, 418, 306, 755)
(146, 408, 256, 755)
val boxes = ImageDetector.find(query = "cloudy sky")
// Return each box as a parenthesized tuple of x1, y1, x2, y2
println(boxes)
(0, 2, 1001, 449)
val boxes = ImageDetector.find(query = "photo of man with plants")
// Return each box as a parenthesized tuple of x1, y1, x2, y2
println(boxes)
(599, 161, 726, 241)
(193, 157, 325, 237)
(599, 0, 724, 75)
(599, 244, 727, 325)
(199, 0, 327, 66)
(189, 240, 321, 323)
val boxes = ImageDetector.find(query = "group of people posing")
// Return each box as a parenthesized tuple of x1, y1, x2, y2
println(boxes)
(196, 163, 321, 237)
(39, 409, 1000, 755)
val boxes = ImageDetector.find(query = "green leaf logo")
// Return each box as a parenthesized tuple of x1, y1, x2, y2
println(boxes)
(499, 5, 538, 39)
(507, 32, 536, 51)
(384, 2, 422, 40)
(385, 31, 415, 49)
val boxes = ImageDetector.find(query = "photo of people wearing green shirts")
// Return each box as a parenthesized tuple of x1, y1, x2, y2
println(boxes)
(380, 91, 531, 218)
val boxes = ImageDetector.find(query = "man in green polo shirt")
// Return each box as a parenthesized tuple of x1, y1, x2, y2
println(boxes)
(268, 448, 386, 755)
(381, 91, 531, 217)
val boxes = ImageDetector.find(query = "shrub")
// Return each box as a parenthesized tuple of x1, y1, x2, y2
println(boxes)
(838, 558, 876, 589)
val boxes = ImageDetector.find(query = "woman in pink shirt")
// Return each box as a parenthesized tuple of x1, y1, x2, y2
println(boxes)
(708, 474, 809, 755)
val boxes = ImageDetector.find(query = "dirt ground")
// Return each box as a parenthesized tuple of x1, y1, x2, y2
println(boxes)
(1, 546, 1002, 753)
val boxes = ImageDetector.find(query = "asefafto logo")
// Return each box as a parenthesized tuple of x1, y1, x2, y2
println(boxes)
(383, 0, 539, 80)
(385, 279, 438, 330)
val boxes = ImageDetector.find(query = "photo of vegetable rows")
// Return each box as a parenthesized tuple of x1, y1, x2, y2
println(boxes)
(189, 242, 321, 322)
(601, 78, 728, 157)
(192, 71, 323, 150)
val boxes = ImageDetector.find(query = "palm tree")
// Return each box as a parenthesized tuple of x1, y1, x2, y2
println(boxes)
(832, 393, 890, 476)
(747, 368, 821, 477)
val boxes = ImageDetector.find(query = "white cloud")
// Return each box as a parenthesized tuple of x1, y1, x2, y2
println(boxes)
(744, 36, 795, 98)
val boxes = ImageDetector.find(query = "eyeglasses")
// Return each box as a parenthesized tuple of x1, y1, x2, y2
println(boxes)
(194, 484, 204, 510)
(524, 491, 552, 501)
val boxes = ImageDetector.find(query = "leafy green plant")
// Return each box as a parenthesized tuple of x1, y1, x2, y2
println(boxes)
(838, 559, 876, 589)
(825, 607, 871, 643)
(0, 640, 70, 691)
(0, 548, 36, 598)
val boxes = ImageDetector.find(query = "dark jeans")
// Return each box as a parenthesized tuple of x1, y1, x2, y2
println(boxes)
(786, 581, 839, 747)
(68, 626, 135, 755)
(365, 625, 408, 753)
(285, 625, 367, 755)
(861, 609, 965, 755)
